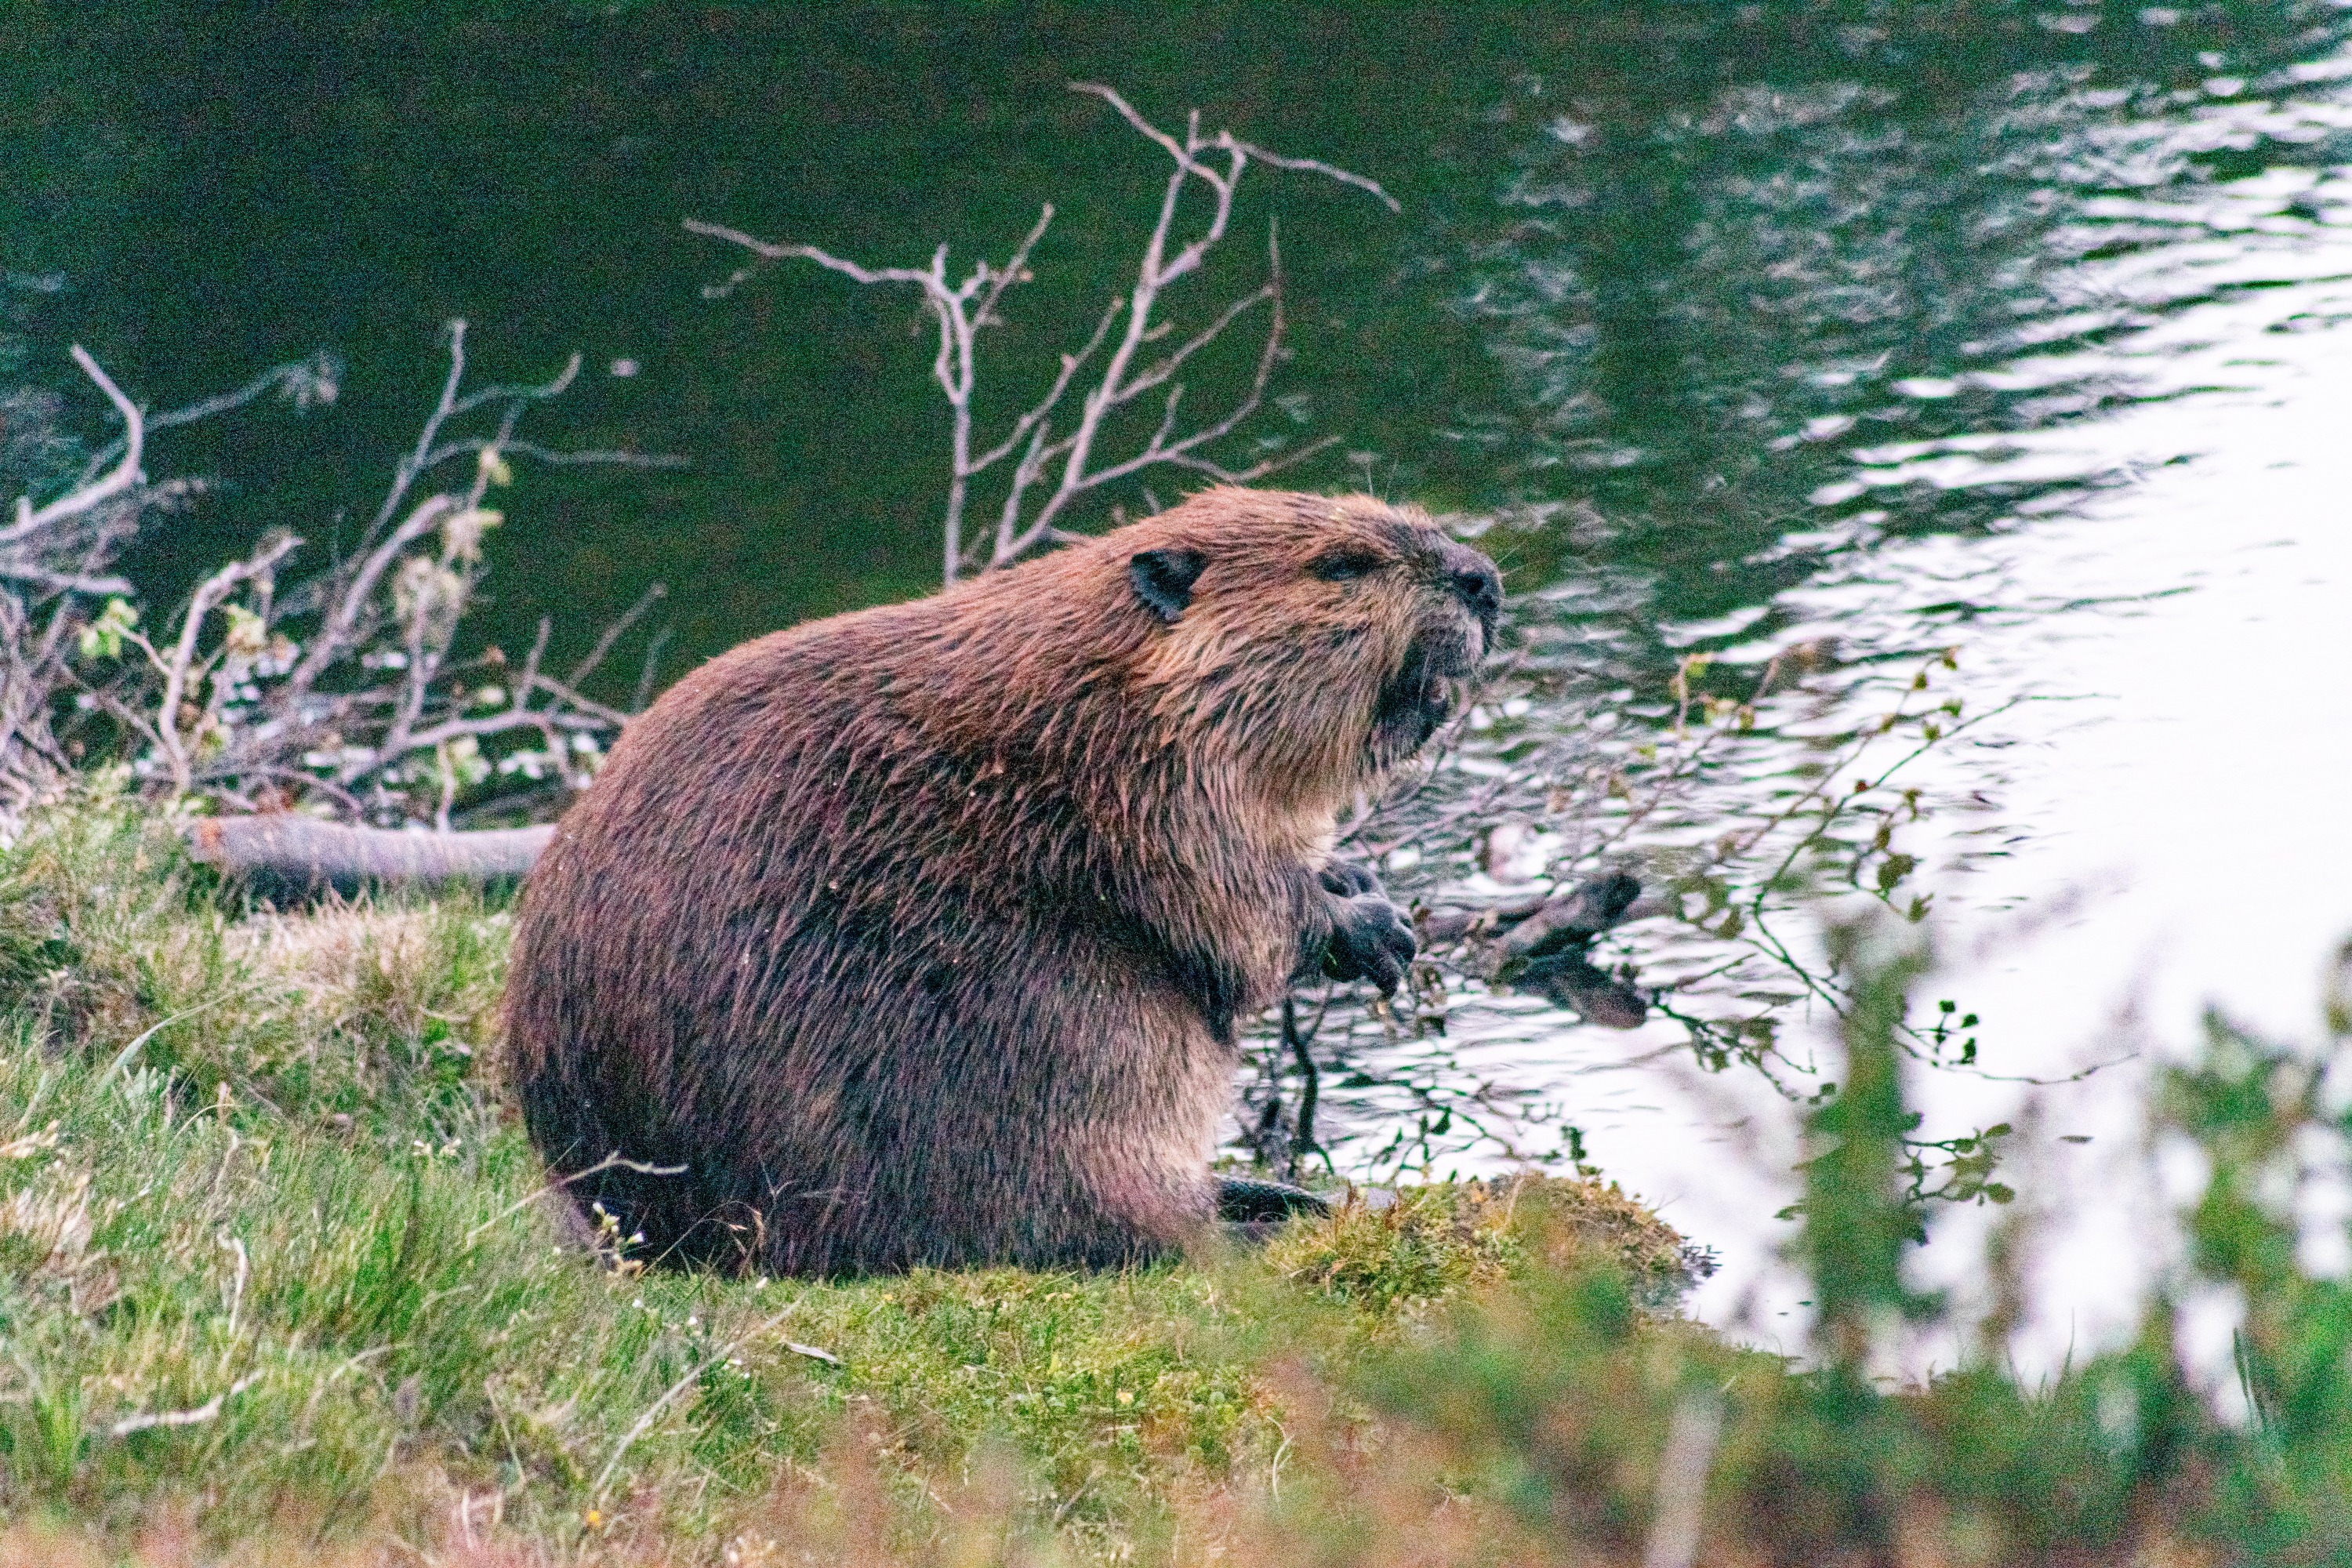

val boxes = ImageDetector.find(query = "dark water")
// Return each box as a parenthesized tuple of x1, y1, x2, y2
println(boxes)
(9, 2, 2352, 1356)
(5, 3, 2333, 668)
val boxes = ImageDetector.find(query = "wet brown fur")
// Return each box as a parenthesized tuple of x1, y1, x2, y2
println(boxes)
(503, 488, 1500, 1275)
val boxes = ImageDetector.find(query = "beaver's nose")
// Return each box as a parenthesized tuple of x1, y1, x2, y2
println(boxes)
(1439, 542, 1503, 624)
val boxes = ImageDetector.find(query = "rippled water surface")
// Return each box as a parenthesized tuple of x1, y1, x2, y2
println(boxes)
(8, 2, 2351, 1362)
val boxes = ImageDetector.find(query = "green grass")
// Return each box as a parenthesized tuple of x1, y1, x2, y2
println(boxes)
(0, 793, 1700, 1563)
(0, 791, 2346, 1565)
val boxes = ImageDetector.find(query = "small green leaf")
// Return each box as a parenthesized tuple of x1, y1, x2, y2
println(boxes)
(77, 597, 139, 661)
(221, 604, 267, 657)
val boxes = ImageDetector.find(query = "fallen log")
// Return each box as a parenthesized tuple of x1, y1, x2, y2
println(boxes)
(184, 815, 554, 902)
(181, 818, 1666, 1029)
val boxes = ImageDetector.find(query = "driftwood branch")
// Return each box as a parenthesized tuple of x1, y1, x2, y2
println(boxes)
(180, 806, 1664, 1037)
(5, 346, 144, 543)
(184, 815, 554, 900)
(0, 322, 679, 830)
(0, 343, 349, 822)
(1415, 869, 1661, 1030)
(93, 320, 680, 827)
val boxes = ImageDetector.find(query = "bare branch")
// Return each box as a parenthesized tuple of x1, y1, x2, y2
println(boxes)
(1154, 432, 1344, 486)
(1067, 82, 1202, 174)
(281, 495, 456, 704)
(111, 1374, 263, 1439)
(631, 625, 672, 715)
(973, 204, 1056, 327)
(683, 220, 940, 289)
(368, 320, 474, 543)
(565, 582, 668, 690)
(78, 351, 342, 485)
(691, 82, 1393, 586)
(517, 615, 553, 702)
(5, 346, 144, 543)
(448, 352, 583, 417)
(154, 534, 301, 794)
(521, 670, 631, 731)
(361, 702, 604, 768)
(969, 295, 1122, 474)
(991, 417, 1058, 565)
(1216, 134, 1402, 212)
(1115, 279, 1276, 405)
(463, 1149, 688, 1251)
(0, 319, 661, 829)
(418, 437, 689, 471)
(0, 566, 135, 597)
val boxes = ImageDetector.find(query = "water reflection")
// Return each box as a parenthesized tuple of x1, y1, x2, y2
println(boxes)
(1445, 10, 2350, 655)
(1286, 9, 2352, 1366)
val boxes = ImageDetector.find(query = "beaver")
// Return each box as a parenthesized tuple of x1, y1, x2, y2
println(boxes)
(503, 487, 1502, 1275)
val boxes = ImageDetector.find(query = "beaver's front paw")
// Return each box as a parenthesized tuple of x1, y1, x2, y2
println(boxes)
(1322, 888, 1417, 994)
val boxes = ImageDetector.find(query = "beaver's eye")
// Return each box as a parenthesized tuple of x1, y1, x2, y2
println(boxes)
(1308, 550, 1384, 583)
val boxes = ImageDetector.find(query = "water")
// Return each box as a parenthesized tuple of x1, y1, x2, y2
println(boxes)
(7, 2, 2351, 1366)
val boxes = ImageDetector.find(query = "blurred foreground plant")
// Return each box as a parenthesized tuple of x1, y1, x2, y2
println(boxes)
(1331, 929, 2352, 1566)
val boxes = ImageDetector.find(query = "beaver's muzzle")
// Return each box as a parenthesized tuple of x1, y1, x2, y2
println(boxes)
(1438, 539, 1503, 655)
(1423, 539, 1504, 676)
(1370, 539, 1502, 760)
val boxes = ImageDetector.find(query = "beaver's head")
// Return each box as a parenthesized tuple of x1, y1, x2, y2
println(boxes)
(1112, 488, 1503, 810)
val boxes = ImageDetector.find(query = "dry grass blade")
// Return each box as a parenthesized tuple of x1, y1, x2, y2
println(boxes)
(110, 1373, 261, 1438)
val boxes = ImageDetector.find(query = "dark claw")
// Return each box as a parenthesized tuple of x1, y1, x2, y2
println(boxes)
(1317, 858, 1383, 898)
(1324, 891, 1417, 993)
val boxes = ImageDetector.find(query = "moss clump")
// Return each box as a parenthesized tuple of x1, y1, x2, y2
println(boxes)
(1264, 1175, 1706, 1319)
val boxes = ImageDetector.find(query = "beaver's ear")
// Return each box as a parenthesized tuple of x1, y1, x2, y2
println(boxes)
(1129, 548, 1207, 624)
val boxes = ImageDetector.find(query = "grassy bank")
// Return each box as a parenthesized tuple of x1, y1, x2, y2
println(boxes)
(0, 797, 2343, 1564)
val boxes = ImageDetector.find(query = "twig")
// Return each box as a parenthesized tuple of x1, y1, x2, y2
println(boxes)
(1283, 995, 1321, 1178)
(149, 535, 301, 793)
(5, 346, 144, 542)
(1068, 83, 1399, 212)
(111, 1373, 262, 1438)
(689, 81, 1395, 586)
(566, 583, 667, 690)
(0, 319, 662, 829)
(423, 439, 686, 470)
(463, 1150, 689, 1250)
(592, 1307, 829, 1504)
(631, 625, 672, 715)
(1641, 1389, 1723, 1568)
(78, 351, 341, 483)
